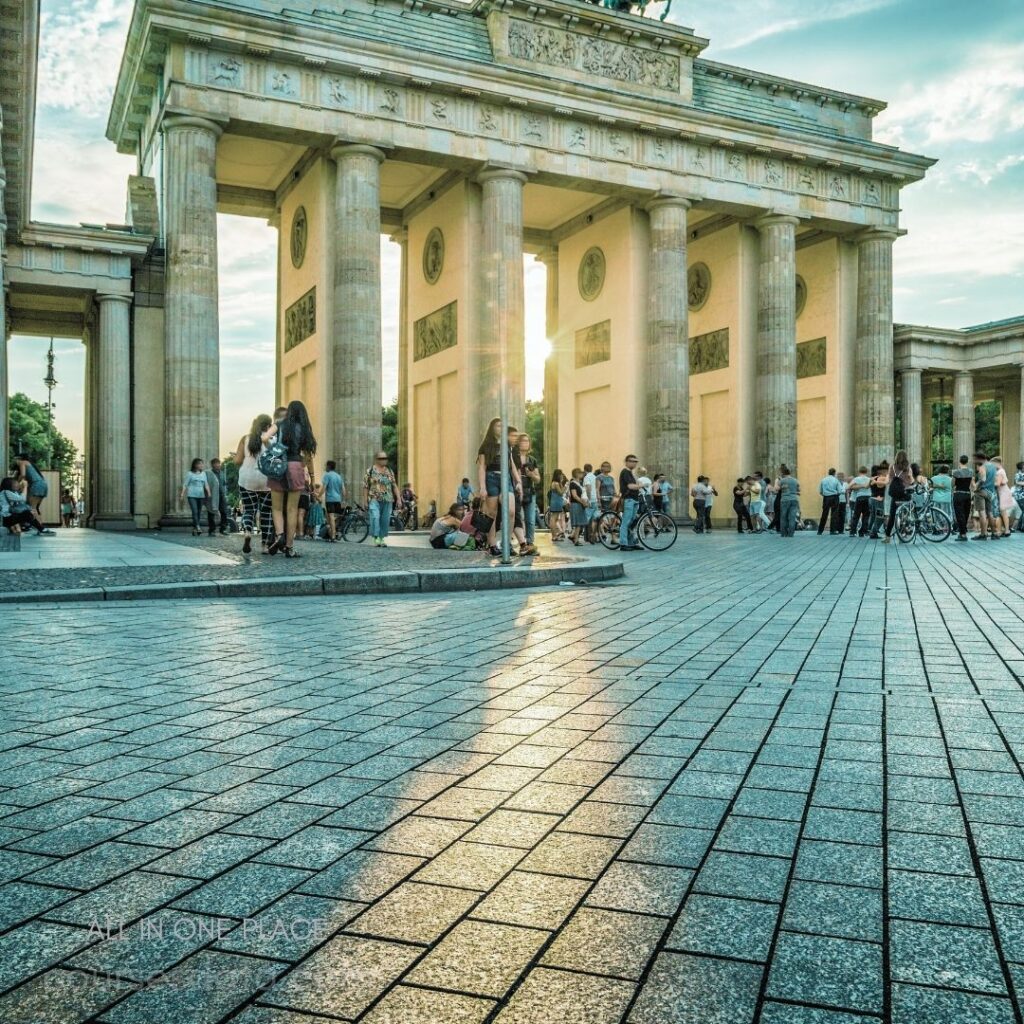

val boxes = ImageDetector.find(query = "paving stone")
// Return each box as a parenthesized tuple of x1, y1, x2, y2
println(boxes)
(620, 824, 714, 868)
(586, 862, 692, 916)
(361, 985, 494, 1023)
(254, 825, 367, 869)
(413, 840, 525, 890)
(715, 815, 801, 856)
(299, 849, 424, 901)
(668, 893, 778, 961)
(782, 879, 883, 941)
(45, 870, 196, 927)
(495, 967, 634, 1024)
(366, 814, 472, 857)
(629, 952, 763, 1023)
(695, 851, 790, 902)
(542, 907, 666, 979)
(347, 881, 478, 944)
(172, 862, 310, 919)
(760, 1005, 878, 1024)
(890, 919, 1006, 993)
(144, 833, 273, 879)
(891, 984, 1017, 1024)
(473, 870, 589, 929)
(0, 968, 133, 1023)
(463, 810, 559, 849)
(889, 870, 989, 926)
(0, 920, 96, 993)
(519, 832, 621, 879)
(794, 840, 883, 889)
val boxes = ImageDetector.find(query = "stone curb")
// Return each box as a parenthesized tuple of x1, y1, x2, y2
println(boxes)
(0, 561, 624, 604)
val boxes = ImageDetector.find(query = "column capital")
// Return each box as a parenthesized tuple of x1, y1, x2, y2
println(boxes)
(389, 228, 409, 246)
(645, 193, 695, 213)
(955, 369, 974, 379)
(95, 292, 133, 307)
(534, 246, 559, 268)
(161, 114, 225, 138)
(329, 142, 387, 165)
(753, 212, 802, 232)
(855, 227, 899, 245)
(476, 166, 529, 186)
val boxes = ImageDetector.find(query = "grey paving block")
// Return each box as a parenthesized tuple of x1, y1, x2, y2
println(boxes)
(629, 952, 763, 1023)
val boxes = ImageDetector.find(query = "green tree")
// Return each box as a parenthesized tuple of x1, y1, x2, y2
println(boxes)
(8, 392, 78, 477)
(382, 402, 398, 472)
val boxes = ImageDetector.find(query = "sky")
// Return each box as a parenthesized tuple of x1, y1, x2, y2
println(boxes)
(9, 0, 1023, 454)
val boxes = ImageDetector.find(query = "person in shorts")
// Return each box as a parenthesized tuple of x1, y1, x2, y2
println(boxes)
(15, 454, 55, 535)
(321, 461, 346, 541)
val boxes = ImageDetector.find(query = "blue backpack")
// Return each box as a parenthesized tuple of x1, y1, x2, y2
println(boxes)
(257, 439, 288, 481)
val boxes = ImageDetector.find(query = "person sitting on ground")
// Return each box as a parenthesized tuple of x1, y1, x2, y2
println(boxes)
(0, 478, 36, 535)
(429, 503, 473, 549)
(460, 497, 489, 548)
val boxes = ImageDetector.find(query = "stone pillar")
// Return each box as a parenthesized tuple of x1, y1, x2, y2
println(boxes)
(1018, 366, 1024, 468)
(900, 369, 923, 466)
(536, 247, 559, 479)
(330, 143, 385, 484)
(953, 371, 975, 460)
(755, 214, 799, 475)
(393, 229, 409, 487)
(0, 164, 8, 470)
(162, 115, 222, 524)
(854, 229, 897, 467)
(94, 294, 134, 528)
(646, 197, 691, 499)
(476, 168, 526, 436)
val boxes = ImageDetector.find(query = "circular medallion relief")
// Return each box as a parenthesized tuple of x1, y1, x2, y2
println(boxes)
(687, 262, 711, 312)
(290, 206, 308, 270)
(795, 275, 808, 318)
(578, 247, 606, 302)
(423, 228, 445, 285)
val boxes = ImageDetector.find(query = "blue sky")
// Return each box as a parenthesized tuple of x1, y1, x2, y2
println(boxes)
(10, 0, 1022, 453)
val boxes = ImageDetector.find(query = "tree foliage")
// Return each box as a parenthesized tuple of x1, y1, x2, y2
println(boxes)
(7, 392, 78, 479)
(929, 400, 1001, 467)
(382, 402, 398, 473)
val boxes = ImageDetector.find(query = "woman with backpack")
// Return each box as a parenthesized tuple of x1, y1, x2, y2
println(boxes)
(233, 413, 273, 555)
(263, 400, 316, 558)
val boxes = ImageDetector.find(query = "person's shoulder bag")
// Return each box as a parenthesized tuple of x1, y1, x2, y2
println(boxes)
(257, 436, 288, 481)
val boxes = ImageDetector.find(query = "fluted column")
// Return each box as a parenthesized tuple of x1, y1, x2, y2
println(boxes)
(646, 197, 691, 495)
(1018, 366, 1024, 468)
(0, 165, 8, 469)
(953, 371, 975, 460)
(392, 229, 409, 486)
(901, 369, 923, 466)
(477, 168, 526, 435)
(755, 214, 799, 475)
(536, 247, 559, 479)
(854, 229, 897, 467)
(162, 115, 222, 523)
(331, 143, 385, 483)
(94, 294, 134, 527)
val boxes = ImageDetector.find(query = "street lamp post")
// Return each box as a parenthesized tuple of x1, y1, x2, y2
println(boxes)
(43, 338, 57, 470)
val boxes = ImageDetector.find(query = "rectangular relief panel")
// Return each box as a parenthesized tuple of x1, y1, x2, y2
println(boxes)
(796, 337, 827, 379)
(689, 327, 729, 375)
(575, 320, 611, 369)
(414, 301, 457, 362)
(284, 287, 316, 352)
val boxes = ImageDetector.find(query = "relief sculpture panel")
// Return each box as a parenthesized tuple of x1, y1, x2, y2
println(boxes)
(414, 301, 457, 361)
(689, 328, 729, 375)
(575, 320, 611, 369)
(796, 337, 827, 379)
(285, 288, 316, 352)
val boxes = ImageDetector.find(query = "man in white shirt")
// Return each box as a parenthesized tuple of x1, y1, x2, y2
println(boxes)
(582, 463, 599, 542)
(818, 469, 843, 535)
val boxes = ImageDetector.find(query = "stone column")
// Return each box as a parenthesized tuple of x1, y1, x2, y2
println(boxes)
(392, 229, 409, 487)
(755, 214, 799, 475)
(854, 229, 897, 467)
(0, 165, 8, 471)
(330, 143, 385, 484)
(477, 168, 526, 436)
(94, 294, 134, 528)
(162, 115, 222, 524)
(536, 247, 559, 479)
(900, 369, 923, 465)
(1018, 366, 1024, 468)
(646, 197, 691, 498)
(953, 371, 975, 460)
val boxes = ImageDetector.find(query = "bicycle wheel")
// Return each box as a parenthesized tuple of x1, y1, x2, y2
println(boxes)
(637, 511, 679, 551)
(342, 514, 369, 543)
(893, 504, 916, 543)
(597, 510, 621, 550)
(920, 506, 952, 543)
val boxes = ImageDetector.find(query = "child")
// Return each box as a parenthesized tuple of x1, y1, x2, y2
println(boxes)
(306, 483, 326, 539)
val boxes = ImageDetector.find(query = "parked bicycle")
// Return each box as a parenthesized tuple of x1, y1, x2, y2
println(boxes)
(597, 496, 678, 551)
(893, 486, 952, 543)
(339, 504, 370, 543)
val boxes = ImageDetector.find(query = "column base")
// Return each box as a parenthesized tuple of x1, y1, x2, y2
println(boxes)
(158, 514, 196, 530)
(93, 516, 138, 532)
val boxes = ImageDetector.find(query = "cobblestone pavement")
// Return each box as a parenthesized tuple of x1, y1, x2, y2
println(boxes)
(2, 534, 1024, 1023)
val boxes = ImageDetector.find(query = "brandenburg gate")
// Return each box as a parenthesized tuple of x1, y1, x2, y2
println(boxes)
(13, 0, 938, 525)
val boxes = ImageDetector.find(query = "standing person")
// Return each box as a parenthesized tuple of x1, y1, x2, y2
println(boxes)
(929, 464, 953, 525)
(867, 463, 888, 539)
(971, 451, 998, 541)
(296, 476, 312, 540)
(951, 455, 974, 541)
(703, 477, 718, 532)
(364, 450, 403, 548)
(234, 413, 273, 555)
(992, 458, 1015, 538)
(547, 469, 568, 541)
(760, 473, 777, 532)
(883, 450, 913, 544)
(519, 434, 541, 551)
(265, 400, 317, 557)
(568, 468, 589, 546)
(691, 476, 707, 533)
(401, 482, 418, 529)
(321, 460, 347, 542)
(581, 462, 598, 543)
(847, 467, 872, 537)
(835, 473, 848, 533)
(476, 418, 521, 556)
(505, 426, 533, 556)
(307, 483, 326, 538)
(661, 476, 674, 518)
(777, 465, 800, 537)
(14, 454, 55, 535)
(1014, 462, 1024, 532)
(205, 457, 228, 536)
(652, 475, 665, 512)
(181, 458, 210, 536)
(618, 454, 642, 550)
(732, 479, 753, 533)
(60, 489, 74, 529)
(818, 469, 842, 535)
(597, 463, 616, 513)
(457, 478, 474, 506)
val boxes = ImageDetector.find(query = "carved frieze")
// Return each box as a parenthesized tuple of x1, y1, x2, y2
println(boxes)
(797, 337, 826, 379)
(578, 247, 606, 302)
(285, 288, 316, 352)
(414, 301, 457, 361)
(575, 320, 611, 369)
(689, 328, 729, 375)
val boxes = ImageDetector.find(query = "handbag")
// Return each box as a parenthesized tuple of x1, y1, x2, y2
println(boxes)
(471, 510, 494, 534)
(257, 438, 288, 481)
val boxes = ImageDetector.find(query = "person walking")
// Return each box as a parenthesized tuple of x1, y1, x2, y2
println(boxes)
(993, 457, 1015, 538)
(265, 400, 317, 557)
(690, 476, 706, 533)
(867, 463, 888, 539)
(234, 413, 273, 554)
(321, 461, 347, 542)
(929, 463, 953, 525)
(971, 451, 999, 540)
(364, 451, 403, 548)
(181, 458, 211, 536)
(547, 469, 568, 541)
(13, 454, 55, 536)
(732, 479, 753, 533)
(747, 476, 768, 532)
(817, 469, 842, 535)
(777, 466, 800, 537)
(847, 467, 872, 537)
(835, 473, 849, 533)
(568, 468, 589, 546)
(582, 462, 599, 543)
(951, 455, 974, 541)
(618, 454, 642, 550)
(883, 450, 913, 544)
(702, 477, 718, 532)
(519, 434, 541, 551)
(205, 457, 228, 536)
